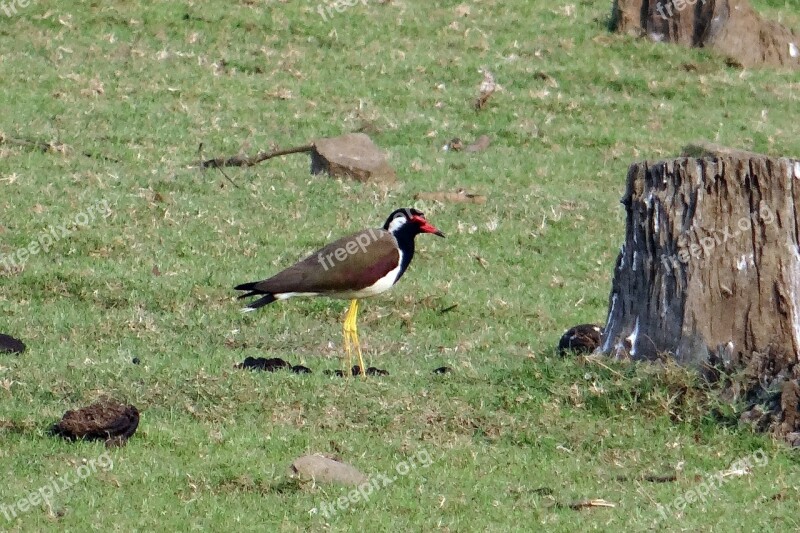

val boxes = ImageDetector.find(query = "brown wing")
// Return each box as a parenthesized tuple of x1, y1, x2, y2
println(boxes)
(248, 228, 400, 295)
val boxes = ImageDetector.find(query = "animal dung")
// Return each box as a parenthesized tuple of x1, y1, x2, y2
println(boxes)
(326, 366, 389, 377)
(235, 357, 292, 372)
(51, 399, 139, 448)
(0, 333, 26, 354)
(361, 366, 389, 377)
(557, 324, 603, 355)
(235, 357, 312, 374)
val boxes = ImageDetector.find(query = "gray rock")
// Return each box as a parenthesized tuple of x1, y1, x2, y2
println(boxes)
(288, 454, 368, 486)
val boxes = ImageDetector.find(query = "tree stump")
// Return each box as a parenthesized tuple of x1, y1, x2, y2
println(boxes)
(601, 150, 800, 371)
(611, 0, 800, 69)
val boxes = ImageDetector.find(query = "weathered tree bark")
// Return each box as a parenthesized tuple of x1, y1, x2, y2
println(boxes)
(611, 0, 800, 69)
(602, 147, 800, 445)
(601, 151, 800, 368)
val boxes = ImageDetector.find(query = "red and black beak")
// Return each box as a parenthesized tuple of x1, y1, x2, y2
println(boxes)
(411, 214, 445, 237)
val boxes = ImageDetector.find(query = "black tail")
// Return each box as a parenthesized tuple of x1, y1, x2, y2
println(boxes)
(234, 282, 277, 311)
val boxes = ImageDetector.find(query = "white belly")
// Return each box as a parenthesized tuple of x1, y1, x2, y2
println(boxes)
(325, 261, 403, 299)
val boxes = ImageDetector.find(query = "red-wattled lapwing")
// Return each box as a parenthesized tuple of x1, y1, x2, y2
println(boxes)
(235, 208, 444, 376)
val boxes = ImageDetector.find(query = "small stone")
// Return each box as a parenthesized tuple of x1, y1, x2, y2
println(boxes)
(288, 454, 368, 486)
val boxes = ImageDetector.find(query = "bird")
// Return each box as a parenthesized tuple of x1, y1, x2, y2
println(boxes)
(234, 207, 445, 376)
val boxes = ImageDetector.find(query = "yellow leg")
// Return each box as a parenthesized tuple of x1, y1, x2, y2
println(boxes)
(343, 299, 366, 379)
(350, 302, 366, 377)
(342, 300, 354, 376)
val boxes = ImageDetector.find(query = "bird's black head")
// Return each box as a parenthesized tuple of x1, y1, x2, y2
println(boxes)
(383, 208, 445, 238)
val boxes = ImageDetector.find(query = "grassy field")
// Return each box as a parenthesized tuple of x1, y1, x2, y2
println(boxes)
(1, 0, 800, 531)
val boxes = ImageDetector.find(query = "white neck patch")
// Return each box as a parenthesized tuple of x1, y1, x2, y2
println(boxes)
(386, 215, 410, 234)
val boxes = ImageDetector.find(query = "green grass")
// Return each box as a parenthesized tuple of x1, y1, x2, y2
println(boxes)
(1, 0, 799, 530)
